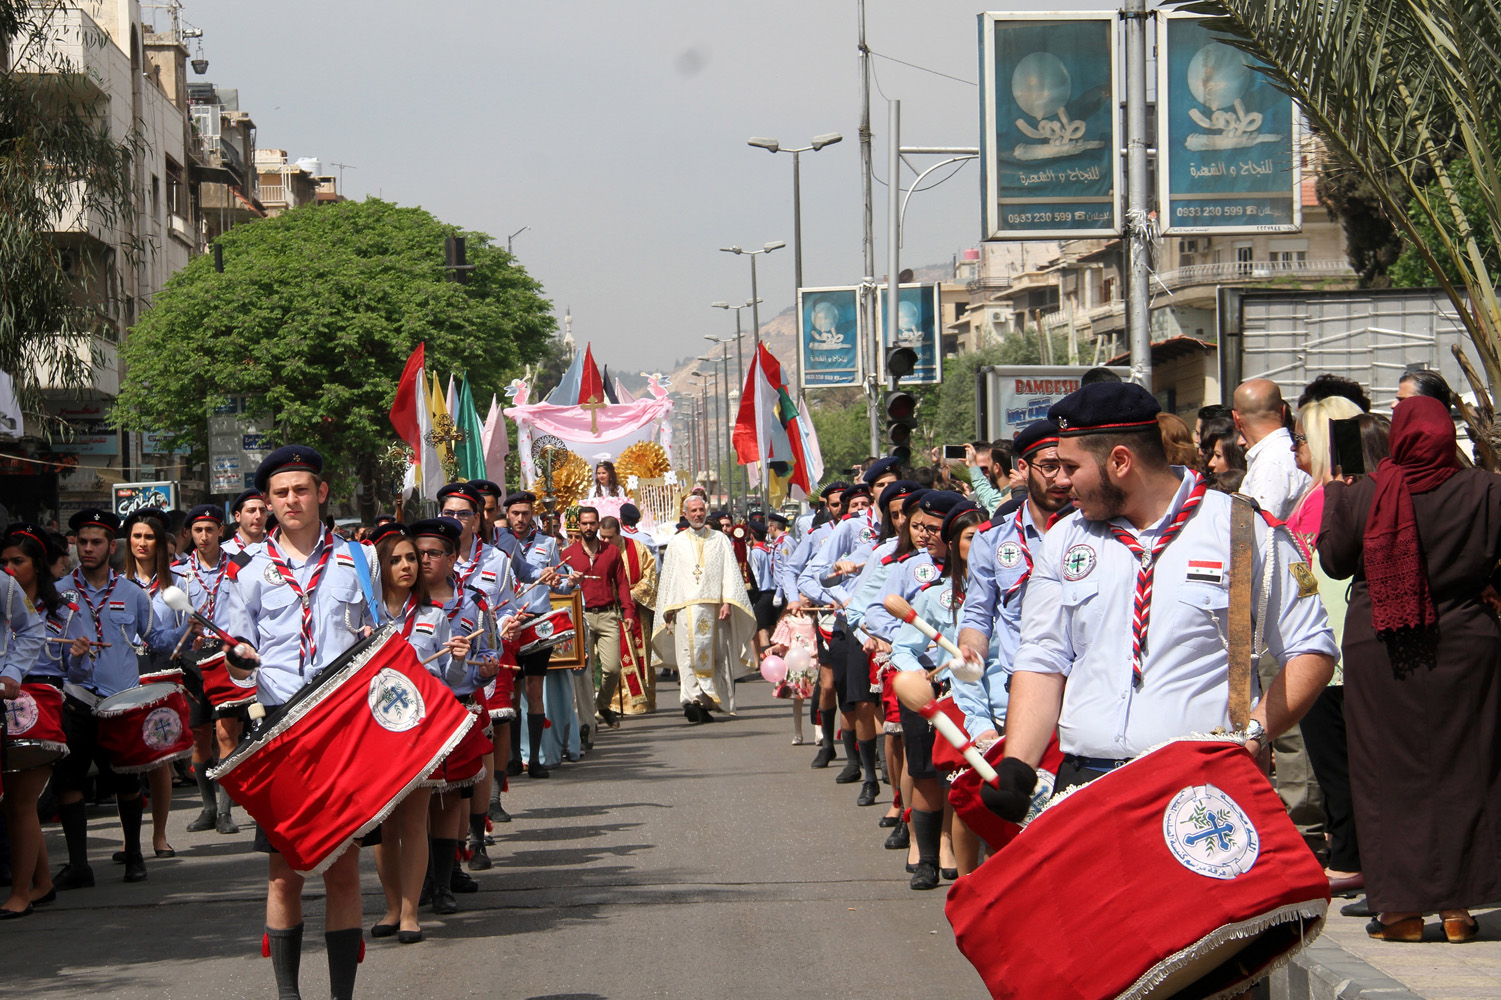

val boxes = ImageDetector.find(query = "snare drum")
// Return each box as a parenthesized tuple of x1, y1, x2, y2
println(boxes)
(199, 653, 259, 709)
(946, 739, 1329, 1000)
(3, 682, 69, 772)
(210, 626, 476, 874)
(517, 607, 576, 655)
(138, 667, 184, 686)
(947, 734, 1064, 852)
(425, 703, 491, 792)
(95, 683, 194, 774)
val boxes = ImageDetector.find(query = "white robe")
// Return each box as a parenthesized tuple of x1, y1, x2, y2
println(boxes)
(651, 525, 755, 712)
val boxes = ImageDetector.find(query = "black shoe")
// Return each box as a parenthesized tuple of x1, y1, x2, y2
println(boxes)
(910, 861, 940, 890)
(123, 854, 148, 883)
(942, 867, 959, 881)
(154, 846, 176, 858)
(488, 800, 511, 823)
(506, 758, 523, 777)
(55, 864, 95, 890)
(450, 868, 478, 893)
(31, 888, 57, 907)
(370, 922, 398, 939)
(905, 861, 918, 873)
(1341, 897, 1373, 918)
(215, 813, 240, 835)
(856, 781, 880, 807)
(810, 744, 835, 768)
(528, 762, 551, 779)
(599, 707, 621, 729)
(431, 886, 458, 915)
(884, 825, 910, 851)
(878, 815, 899, 828)
(467, 840, 492, 871)
(111, 851, 127, 865)
(185, 806, 217, 833)
(0, 904, 33, 920)
(581, 724, 593, 750)
(684, 704, 703, 724)
(834, 762, 863, 784)
(397, 929, 424, 944)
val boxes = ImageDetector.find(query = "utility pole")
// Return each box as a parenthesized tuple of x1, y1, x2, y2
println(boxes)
(886, 100, 901, 395)
(1124, 0, 1152, 388)
(858, 0, 880, 456)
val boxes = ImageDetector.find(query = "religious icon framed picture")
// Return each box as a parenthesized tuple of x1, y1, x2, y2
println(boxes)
(545, 591, 587, 670)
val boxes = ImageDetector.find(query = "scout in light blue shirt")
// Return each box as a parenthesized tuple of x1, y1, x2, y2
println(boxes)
(0, 568, 46, 687)
(799, 505, 881, 608)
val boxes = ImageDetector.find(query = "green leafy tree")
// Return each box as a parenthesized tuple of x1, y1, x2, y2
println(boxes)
(114, 199, 557, 514)
(1390, 157, 1500, 289)
(2, 1, 140, 392)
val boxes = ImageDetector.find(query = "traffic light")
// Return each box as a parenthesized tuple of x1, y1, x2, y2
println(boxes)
(885, 389, 918, 462)
(886, 346, 918, 387)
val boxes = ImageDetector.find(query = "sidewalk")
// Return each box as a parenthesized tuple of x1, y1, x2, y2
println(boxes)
(1278, 900, 1501, 999)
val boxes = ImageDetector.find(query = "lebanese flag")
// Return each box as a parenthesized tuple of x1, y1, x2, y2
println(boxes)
(389, 343, 441, 498)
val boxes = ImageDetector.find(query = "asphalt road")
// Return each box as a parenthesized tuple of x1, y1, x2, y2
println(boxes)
(6, 683, 989, 999)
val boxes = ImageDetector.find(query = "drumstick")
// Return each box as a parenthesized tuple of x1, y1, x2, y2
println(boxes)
(47, 637, 111, 648)
(159, 586, 243, 650)
(420, 628, 486, 665)
(891, 671, 999, 787)
(881, 595, 984, 683)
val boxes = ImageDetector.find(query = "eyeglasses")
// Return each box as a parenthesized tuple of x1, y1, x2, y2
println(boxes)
(1031, 462, 1063, 479)
(1290, 432, 1307, 446)
(910, 521, 938, 535)
(440, 508, 475, 521)
(416, 548, 448, 560)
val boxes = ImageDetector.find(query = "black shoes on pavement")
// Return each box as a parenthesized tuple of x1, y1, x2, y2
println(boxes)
(122, 854, 148, 883)
(910, 861, 940, 890)
(54, 864, 95, 890)
(528, 762, 551, 779)
(810, 743, 835, 768)
(834, 762, 863, 784)
(856, 781, 880, 807)
(883, 825, 910, 851)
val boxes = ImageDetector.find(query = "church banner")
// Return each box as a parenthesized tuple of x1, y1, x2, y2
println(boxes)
(979, 12, 1121, 240)
(875, 284, 942, 386)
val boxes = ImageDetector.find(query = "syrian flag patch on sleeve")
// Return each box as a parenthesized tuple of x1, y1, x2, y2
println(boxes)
(1186, 560, 1225, 585)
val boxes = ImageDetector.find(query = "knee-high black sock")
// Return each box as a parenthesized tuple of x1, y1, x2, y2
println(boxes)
(820, 712, 835, 749)
(59, 799, 90, 869)
(527, 712, 546, 764)
(858, 739, 878, 781)
(266, 924, 303, 1000)
(468, 813, 486, 844)
(841, 728, 860, 767)
(117, 794, 144, 858)
(911, 809, 942, 865)
(510, 713, 522, 758)
(431, 837, 458, 893)
(324, 927, 361, 1000)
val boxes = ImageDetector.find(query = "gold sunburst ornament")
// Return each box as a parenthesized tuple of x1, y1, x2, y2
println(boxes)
(536, 446, 590, 510)
(615, 441, 671, 482)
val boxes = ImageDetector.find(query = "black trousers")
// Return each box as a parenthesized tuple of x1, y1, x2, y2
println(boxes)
(1299, 684, 1360, 872)
(56, 696, 140, 798)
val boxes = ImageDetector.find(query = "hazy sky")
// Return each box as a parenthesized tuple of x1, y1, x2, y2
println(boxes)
(189, 0, 1102, 376)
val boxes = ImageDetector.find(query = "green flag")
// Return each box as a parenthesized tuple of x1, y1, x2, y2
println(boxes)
(456, 376, 487, 480)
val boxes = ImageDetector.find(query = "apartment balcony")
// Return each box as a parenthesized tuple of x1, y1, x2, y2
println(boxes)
(1155, 258, 1356, 292)
(29, 337, 119, 397)
(966, 274, 1013, 297)
(11, 7, 121, 106)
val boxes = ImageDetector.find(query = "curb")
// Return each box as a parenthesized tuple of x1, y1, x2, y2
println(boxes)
(1271, 938, 1426, 1000)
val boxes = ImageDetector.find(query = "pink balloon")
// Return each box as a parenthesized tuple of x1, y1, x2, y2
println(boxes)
(784, 646, 812, 674)
(760, 654, 789, 685)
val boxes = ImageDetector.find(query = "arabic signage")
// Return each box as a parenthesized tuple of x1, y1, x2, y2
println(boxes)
(797, 286, 862, 389)
(980, 365, 1132, 442)
(979, 12, 1121, 240)
(1158, 14, 1301, 234)
(208, 396, 274, 494)
(875, 284, 943, 386)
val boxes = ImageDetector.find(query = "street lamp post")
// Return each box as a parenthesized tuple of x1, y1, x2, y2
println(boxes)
(696, 368, 722, 500)
(705, 327, 748, 500)
(698, 356, 731, 508)
(748, 132, 842, 391)
(705, 350, 733, 510)
(721, 242, 785, 506)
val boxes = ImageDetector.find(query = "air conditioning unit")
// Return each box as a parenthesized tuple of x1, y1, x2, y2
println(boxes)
(1181, 238, 1201, 254)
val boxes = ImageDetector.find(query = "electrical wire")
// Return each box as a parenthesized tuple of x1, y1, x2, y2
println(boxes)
(869, 48, 977, 88)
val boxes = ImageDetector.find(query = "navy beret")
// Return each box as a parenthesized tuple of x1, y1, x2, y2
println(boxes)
(841, 483, 872, 503)
(820, 481, 851, 500)
(187, 504, 224, 525)
(710, 509, 731, 520)
(231, 489, 263, 514)
(436, 482, 484, 510)
(410, 517, 462, 549)
(767, 511, 789, 527)
(254, 445, 323, 492)
(861, 455, 903, 485)
(504, 491, 536, 508)
(5, 521, 60, 559)
(747, 518, 767, 539)
(69, 508, 121, 535)
(1015, 419, 1062, 459)
(903, 488, 933, 514)
(918, 490, 966, 517)
(940, 499, 985, 543)
(618, 503, 641, 525)
(1049, 382, 1160, 437)
(468, 479, 503, 498)
(367, 522, 408, 546)
(878, 479, 922, 513)
(374, 514, 396, 526)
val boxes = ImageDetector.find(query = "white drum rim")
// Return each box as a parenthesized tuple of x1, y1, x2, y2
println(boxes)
(94, 682, 183, 717)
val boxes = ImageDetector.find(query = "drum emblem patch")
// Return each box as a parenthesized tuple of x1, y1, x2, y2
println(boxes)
(141, 707, 184, 750)
(368, 668, 425, 733)
(1162, 783, 1260, 879)
(535, 619, 555, 639)
(5, 690, 39, 735)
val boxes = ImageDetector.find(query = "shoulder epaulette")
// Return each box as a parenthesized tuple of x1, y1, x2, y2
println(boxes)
(896, 550, 917, 563)
(973, 520, 992, 534)
(880, 553, 897, 566)
(225, 550, 253, 581)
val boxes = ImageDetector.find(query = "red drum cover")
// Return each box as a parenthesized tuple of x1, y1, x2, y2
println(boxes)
(211, 628, 476, 875)
(948, 734, 1065, 852)
(201, 654, 259, 708)
(96, 684, 194, 774)
(3, 682, 69, 772)
(927, 696, 974, 773)
(481, 666, 516, 721)
(946, 740, 1329, 1000)
(426, 707, 491, 791)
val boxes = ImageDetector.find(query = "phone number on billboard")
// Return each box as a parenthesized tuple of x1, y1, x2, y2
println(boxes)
(1005, 210, 1098, 225)
(1173, 205, 1258, 218)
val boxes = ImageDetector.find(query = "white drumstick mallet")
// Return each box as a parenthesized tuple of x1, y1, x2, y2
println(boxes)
(890, 671, 999, 787)
(881, 594, 985, 684)
(160, 585, 253, 660)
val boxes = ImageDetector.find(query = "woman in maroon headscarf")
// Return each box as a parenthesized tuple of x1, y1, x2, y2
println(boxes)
(1320, 395, 1501, 943)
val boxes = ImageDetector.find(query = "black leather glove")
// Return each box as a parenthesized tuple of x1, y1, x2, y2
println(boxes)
(978, 757, 1039, 823)
(224, 637, 257, 674)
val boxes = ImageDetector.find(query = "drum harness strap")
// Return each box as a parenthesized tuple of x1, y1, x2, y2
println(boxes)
(1226, 494, 1274, 733)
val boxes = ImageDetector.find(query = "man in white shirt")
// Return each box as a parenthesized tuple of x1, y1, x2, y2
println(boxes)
(1233, 378, 1310, 520)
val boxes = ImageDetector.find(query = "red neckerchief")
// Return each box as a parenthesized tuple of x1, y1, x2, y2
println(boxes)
(191, 550, 226, 617)
(263, 527, 334, 671)
(1001, 506, 1034, 607)
(454, 534, 484, 593)
(395, 594, 419, 638)
(72, 568, 119, 646)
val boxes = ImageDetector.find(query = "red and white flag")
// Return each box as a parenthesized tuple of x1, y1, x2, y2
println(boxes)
(389, 343, 443, 499)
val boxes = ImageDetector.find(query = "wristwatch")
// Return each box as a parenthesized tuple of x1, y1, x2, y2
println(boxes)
(1243, 719, 1267, 747)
